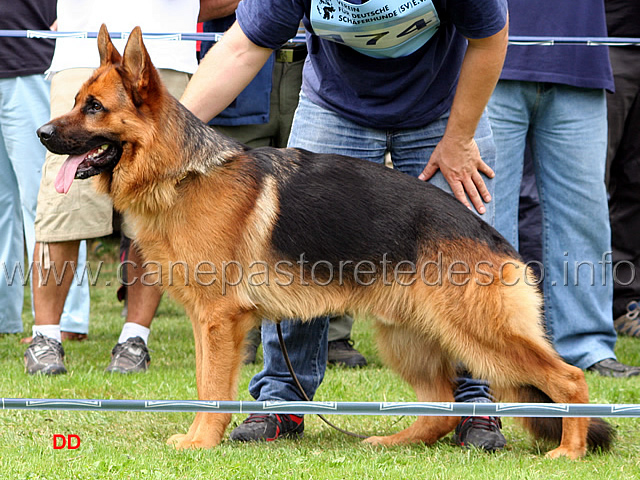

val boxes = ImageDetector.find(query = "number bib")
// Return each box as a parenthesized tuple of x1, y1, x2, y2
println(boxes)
(310, 0, 440, 58)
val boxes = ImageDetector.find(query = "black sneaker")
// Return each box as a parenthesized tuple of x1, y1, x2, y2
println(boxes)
(587, 358, 640, 378)
(229, 414, 304, 442)
(24, 333, 67, 375)
(327, 339, 367, 368)
(243, 328, 261, 365)
(105, 336, 150, 373)
(453, 416, 506, 451)
(243, 341, 259, 365)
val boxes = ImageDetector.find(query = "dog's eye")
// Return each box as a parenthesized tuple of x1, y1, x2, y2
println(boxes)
(87, 100, 104, 113)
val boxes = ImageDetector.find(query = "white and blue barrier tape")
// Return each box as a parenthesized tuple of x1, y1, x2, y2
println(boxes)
(1, 30, 640, 46)
(3, 399, 640, 417)
(0, 30, 252, 43)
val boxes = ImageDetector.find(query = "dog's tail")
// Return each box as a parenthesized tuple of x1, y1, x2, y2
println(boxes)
(511, 385, 615, 451)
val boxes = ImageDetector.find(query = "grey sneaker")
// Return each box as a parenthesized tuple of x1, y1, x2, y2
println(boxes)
(24, 333, 67, 375)
(614, 300, 640, 337)
(587, 358, 640, 378)
(105, 336, 150, 373)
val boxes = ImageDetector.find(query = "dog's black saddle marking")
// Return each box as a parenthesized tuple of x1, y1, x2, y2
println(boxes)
(262, 148, 517, 269)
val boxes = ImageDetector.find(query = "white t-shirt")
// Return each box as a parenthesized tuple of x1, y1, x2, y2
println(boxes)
(48, 0, 199, 74)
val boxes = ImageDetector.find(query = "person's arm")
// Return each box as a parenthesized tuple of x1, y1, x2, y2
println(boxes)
(180, 21, 273, 122)
(419, 19, 508, 214)
(198, 0, 240, 22)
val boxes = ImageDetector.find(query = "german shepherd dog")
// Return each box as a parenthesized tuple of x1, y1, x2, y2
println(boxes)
(37, 25, 613, 459)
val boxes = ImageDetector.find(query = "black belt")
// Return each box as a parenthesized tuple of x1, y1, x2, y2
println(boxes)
(276, 44, 307, 63)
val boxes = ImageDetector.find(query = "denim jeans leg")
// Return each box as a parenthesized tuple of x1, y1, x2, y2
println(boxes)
(0, 130, 24, 334)
(249, 317, 330, 402)
(59, 240, 90, 334)
(454, 373, 493, 403)
(0, 75, 51, 333)
(486, 80, 530, 247)
(533, 85, 616, 369)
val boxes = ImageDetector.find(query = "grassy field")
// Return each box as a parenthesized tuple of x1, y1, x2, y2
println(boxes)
(1, 236, 640, 479)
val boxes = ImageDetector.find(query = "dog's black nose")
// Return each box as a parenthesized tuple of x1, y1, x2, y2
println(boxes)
(37, 123, 56, 141)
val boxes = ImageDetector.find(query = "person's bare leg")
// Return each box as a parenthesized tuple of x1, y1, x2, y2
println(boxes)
(125, 242, 162, 329)
(106, 242, 162, 373)
(25, 241, 81, 374)
(33, 240, 81, 326)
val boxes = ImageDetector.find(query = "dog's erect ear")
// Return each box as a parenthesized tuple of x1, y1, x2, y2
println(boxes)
(97, 24, 122, 67)
(121, 26, 156, 98)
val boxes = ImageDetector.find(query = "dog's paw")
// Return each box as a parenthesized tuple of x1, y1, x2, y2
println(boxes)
(545, 446, 586, 460)
(167, 433, 188, 447)
(362, 435, 390, 446)
(167, 433, 220, 450)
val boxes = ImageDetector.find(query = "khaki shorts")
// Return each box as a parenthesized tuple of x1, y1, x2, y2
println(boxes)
(34, 68, 191, 242)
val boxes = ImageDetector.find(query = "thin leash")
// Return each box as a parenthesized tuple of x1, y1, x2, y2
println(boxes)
(276, 323, 370, 439)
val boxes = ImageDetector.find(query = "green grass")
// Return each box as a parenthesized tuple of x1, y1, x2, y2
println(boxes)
(2, 236, 640, 479)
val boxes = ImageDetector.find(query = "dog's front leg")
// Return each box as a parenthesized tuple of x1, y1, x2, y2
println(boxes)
(168, 304, 255, 449)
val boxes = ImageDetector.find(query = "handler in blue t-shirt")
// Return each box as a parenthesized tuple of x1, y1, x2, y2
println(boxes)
(181, 0, 509, 448)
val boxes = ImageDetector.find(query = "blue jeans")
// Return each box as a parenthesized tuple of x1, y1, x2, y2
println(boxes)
(487, 80, 616, 369)
(0, 75, 89, 334)
(249, 93, 496, 403)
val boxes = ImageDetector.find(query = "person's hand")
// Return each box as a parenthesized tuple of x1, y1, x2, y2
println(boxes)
(419, 134, 494, 214)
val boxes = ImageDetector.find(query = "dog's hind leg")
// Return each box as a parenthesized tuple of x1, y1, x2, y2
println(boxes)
(168, 302, 256, 449)
(364, 323, 459, 446)
(458, 324, 593, 459)
(433, 264, 599, 459)
(513, 350, 591, 460)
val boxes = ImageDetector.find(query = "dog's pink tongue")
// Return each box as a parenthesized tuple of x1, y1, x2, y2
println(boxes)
(55, 154, 86, 194)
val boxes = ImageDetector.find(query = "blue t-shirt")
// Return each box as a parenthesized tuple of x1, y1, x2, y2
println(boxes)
(500, 0, 614, 91)
(236, 0, 507, 129)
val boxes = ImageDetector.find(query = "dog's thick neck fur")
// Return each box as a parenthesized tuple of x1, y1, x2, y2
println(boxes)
(101, 95, 245, 214)
(93, 27, 246, 216)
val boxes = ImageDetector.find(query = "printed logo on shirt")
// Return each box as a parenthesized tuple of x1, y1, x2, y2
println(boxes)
(310, 0, 440, 58)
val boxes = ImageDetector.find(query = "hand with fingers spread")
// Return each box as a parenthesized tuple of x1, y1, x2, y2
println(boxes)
(413, 18, 507, 216)
(419, 134, 495, 215)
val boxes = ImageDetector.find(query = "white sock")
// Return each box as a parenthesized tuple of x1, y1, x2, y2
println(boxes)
(118, 322, 150, 345)
(32, 324, 62, 343)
